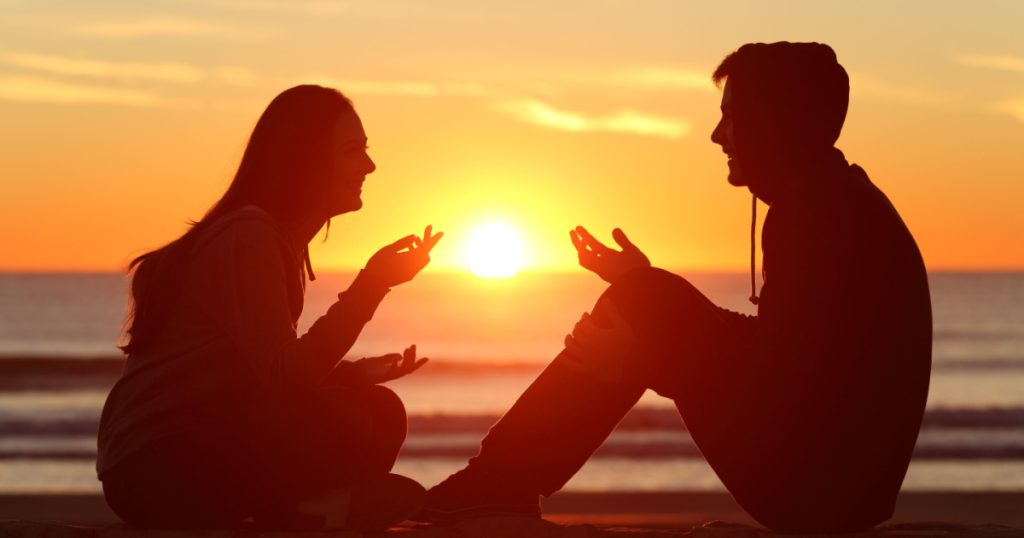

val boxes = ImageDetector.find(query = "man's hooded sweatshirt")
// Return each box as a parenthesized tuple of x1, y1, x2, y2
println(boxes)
(729, 148, 932, 527)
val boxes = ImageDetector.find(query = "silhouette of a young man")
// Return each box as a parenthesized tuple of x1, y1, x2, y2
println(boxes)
(418, 42, 932, 533)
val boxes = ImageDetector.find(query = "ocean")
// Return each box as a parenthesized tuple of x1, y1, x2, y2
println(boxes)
(1, 271, 1023, 493)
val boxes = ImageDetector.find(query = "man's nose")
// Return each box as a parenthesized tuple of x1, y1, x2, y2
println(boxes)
(710, 120, 724, 146)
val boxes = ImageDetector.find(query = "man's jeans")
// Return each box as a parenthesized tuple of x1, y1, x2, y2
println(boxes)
(466, 267, 899, 533)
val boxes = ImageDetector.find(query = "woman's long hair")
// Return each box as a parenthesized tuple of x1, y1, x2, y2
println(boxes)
(120, 85, 354, 355)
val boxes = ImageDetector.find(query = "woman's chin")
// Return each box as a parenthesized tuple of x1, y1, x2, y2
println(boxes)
(330, 197, 363, 216)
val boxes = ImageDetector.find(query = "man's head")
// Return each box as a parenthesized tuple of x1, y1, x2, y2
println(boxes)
(710, 42, 849, 202)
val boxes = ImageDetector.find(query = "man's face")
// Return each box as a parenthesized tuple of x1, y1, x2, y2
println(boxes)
(710, 81, 746, 187)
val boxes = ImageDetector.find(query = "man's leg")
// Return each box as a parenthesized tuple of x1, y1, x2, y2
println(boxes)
(420, 267, 747, 519)
(617, 277, 888, 533)
(466, 349, 647, 496)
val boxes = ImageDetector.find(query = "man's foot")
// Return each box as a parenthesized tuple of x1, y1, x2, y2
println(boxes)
(412, 465, 541, 524)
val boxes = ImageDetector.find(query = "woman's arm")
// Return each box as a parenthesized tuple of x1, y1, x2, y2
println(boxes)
(206, 219, 390, 396)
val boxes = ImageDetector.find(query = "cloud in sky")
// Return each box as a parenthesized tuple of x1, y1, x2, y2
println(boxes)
(0, 74, 162, 106)
(0, 51, 204, 84)
(184, 0, 412, 18)
(75, 17, 275, 40)
(304, 77, 495, 98)
(195, 0, 350, 14)
(500, 98, 689, 139)
(0, 50, 262, 90)
(305, 77, 440, 97)
(995, 99, 1024, 123)
(213, 66, 259, 87)
(304, 76, 689, 138)
(955, 53, 1024, 73)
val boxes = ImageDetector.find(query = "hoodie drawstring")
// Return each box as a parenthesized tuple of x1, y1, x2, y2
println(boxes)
(748, 193, 760, 306)
(304, 246, 317, 282)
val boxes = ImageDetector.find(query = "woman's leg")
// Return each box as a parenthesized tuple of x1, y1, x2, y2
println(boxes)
(362, 385, 408, 475)
(101, 434, 251, 529)
(244, 384, 409, 525)
(251, 384, 412, 529)
(102, 384, 408, 529)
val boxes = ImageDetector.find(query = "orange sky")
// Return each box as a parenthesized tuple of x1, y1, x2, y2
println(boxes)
(1, 1, 1022, 273)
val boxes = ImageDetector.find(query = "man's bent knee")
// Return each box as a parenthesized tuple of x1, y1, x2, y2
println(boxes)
(607, 267, 706, 310)
(608, 267, 688, 297)
(601, 267, 711, 333)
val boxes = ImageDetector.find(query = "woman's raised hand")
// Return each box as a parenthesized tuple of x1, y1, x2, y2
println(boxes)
(363, 226, 443, 287)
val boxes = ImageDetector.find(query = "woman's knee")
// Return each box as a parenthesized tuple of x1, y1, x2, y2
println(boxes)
(362, 385, 407, 473)
(308, 386, 407, 477)
(315, 385, 406, 438)
(365, 385, 406, 423)
(365, 385, 408, 443)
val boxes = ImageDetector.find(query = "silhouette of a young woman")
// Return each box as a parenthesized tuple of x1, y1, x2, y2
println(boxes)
(98, 85, 440, 530)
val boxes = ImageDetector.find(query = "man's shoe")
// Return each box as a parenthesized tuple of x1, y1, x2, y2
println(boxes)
(412, 465, 541, 524)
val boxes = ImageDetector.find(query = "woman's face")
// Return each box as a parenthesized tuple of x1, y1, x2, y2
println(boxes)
(328, 108, 376, 216)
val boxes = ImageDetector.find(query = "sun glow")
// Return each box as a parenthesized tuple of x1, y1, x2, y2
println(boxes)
(462, 221, 527, 278)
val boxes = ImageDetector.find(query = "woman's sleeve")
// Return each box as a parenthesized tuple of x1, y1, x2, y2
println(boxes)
(207, 220, 389, 395)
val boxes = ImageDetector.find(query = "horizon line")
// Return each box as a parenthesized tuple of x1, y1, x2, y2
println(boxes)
(1, 267, 1023, 276)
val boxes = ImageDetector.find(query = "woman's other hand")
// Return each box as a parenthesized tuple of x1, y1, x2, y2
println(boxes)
(363, 226, 443, 287)
(355, 345, 428, 384)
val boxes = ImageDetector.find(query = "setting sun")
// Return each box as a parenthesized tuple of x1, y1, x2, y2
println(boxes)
(462, 221, 528, 278)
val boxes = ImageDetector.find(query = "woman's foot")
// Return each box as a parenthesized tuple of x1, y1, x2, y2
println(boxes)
(346, 473, 426, 531)
(299, 473, 426, 531)
(296, 486, 352, 528)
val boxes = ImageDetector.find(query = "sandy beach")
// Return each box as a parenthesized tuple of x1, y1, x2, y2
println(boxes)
(4, 355, 1024, 536)
(1, 491, 1023, 536)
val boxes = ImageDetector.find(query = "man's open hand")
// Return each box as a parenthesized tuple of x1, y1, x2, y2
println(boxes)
(570, 226, 650, 284)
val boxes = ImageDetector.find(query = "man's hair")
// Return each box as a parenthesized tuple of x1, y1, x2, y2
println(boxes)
(713, 42, 849, 147)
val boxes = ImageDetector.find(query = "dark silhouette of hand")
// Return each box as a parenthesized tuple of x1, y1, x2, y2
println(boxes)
(570, 226, 650, 284)
(354, 345, 428, 384)
(364, 226, 443, 288)
(563, 299, 636, 383)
